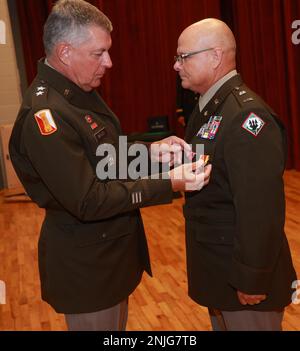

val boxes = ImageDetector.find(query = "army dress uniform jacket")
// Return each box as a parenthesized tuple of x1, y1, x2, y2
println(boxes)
(9, 61, 173, 314)
(184, 74, 296, 311)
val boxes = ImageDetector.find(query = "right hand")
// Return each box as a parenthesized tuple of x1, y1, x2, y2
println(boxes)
(168, 159, 212, 192)
(150, 135, 193, 165)
(237, 291, 267, 306)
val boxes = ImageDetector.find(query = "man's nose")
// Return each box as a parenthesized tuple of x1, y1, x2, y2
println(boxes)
(174, 61, 180, 71)
(103, 52, 113, 68)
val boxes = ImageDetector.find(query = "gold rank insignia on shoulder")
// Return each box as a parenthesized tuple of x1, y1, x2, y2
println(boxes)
(242, 112, 265, 137)
(34, 109, 57, 136)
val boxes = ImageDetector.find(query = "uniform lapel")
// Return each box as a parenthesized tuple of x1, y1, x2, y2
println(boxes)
(186, 74, 244, 142)
(200, 74, 244, 118)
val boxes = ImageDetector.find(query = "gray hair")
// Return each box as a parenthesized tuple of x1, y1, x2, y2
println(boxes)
(43, 0, 113, 56)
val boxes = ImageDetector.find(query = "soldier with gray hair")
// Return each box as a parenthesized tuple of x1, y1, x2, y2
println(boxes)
(9, 0, 211, 331)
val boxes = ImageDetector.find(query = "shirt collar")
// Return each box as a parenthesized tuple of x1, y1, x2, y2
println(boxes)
(44, 58, 55, 70)
(199, 70, 238, 112)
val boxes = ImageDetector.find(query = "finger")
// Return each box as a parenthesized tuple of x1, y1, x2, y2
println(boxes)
(185, 172, 205, 191)
(169, 137, 193, 158)
(170, 164, 194, 181)
(257, 294, 267, 301)
(191, 158, 205, 172)
(170, 136, 192, 152)
(238, 296, 248, 305)
(238, 292, 266, 305)
(237, 291, 248, 305)
(203, 176, 210, 186)
(160, 152, 171, 163)
(158, 143, 186, 163)
(253, 296, 266, 304)
(248, 294, 266, 303)
(195, 175, 205, 190)
(173, 151, 182, 165)
(246, 297, 261, 305)
(204, 164, 212, 179)
(183, 144, 193, 160)
(201, 166, 211, 184)
(159, 143, 172, 153)
(184, 150, 195, 161)
(169, 143, 183, 153)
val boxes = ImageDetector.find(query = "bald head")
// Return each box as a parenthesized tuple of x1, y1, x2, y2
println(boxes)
(175, 19, 237, 94)
(181, 19, 236, 54)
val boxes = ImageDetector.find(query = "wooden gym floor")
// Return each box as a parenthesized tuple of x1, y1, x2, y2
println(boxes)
(0, 170, 299, 331)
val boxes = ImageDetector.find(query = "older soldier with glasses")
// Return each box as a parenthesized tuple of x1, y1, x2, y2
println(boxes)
(174, 18, 297, 331)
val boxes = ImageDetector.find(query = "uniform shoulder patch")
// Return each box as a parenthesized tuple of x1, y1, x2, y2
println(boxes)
(34, 109, 57, 136)
(242, 112, 265, 137)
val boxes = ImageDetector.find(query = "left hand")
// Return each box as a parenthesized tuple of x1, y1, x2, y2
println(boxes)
(150, 136, 193, 165)
(237, 290, 267, 306)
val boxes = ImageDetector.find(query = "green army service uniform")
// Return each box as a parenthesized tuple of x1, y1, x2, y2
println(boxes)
(184, 74, 297, 312)
(9, 60, 173, 314)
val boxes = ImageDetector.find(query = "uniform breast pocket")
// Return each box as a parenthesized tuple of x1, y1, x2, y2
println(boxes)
(85, 131, 116, 156)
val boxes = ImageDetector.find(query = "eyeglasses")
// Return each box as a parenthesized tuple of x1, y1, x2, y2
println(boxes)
(174, 48, 214, 64)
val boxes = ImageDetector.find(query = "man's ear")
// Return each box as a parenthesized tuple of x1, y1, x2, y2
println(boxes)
(56, 42, 72, 65)
(211, 47, 223, 69)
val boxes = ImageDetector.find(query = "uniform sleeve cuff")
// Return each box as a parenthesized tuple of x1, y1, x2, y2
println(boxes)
(142, 178, 173, 207)
(228, 257, 272, 294)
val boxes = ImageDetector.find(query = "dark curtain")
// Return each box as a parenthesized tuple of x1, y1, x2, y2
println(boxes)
(15, 0, 300, 170)
(101, 0, 221, 135)
(228, 0, 300, 169)
(15, 0, 52, 83)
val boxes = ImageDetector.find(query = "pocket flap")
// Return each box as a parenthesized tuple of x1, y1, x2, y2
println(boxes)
(74, 216, 132, 247)
(191, 223, 235, 245)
